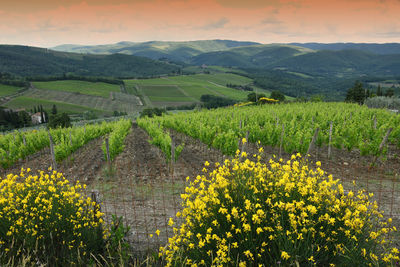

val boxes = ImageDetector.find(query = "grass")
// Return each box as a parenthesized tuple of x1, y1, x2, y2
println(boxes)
(4, 96, 106, 115)
(140, 85, 192, 102)
(142, 85, 187, 98)
(0, 84, 22, 97)
(182, 65, 247, 74)
(33, 80, 121, 98)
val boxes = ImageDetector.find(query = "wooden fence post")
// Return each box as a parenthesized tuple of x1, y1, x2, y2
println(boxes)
(91, 190, 102, 224)
(48, 130, 57, 170)
(306, 128, 320, 158)
(328, 121, 333, 159)
(170, 134, 175, 175)
(372, 128, 393, 166)
(279, 124, 285, 159)
(105, 137, 111, 170)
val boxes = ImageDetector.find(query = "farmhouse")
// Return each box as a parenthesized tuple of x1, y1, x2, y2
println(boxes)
(31, 112, 43, 124)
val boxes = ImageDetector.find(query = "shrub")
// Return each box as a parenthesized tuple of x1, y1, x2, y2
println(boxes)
(48, 112, 72, 128)
(270, 90, 285, 102)
(140, 108, 166, 118)
(365, 96, 400, 111)
(0, 168, 106, 265)
(160, 151, 399, 266)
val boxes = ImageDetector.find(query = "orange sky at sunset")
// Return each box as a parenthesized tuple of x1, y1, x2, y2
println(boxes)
(0, 0, 399, 47)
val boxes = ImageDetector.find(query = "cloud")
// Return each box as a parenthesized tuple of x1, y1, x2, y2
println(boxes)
(261, 17, 283, 25)
(215, 0, 281, 9)
(201, 17, 229, 30)
(376, 31, 400, 37)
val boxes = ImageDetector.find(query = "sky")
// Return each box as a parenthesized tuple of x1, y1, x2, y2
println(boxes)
(0, 0, 399, 47)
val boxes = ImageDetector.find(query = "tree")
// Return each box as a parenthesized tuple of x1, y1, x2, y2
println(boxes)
(83, 111, 97, 120)
(310, 94, 324, 102)
(376, 85, 383, 96)
(43, 110, 48, 123)
(247, 92, 265, 102)
(18, 111, 32, 127)
(270, 91, 285, 102)
(51, 104, 57, 115)
(345, 81, 366, 105)
(40, 110, 44, 124)
(385, 87, 395, 97)
(48, 113, 71, 129)
(366, 89, 371, 98)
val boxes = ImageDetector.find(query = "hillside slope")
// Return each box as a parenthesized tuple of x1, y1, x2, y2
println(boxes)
(290, 43, 400, 55)
(0, 45, 180, 77)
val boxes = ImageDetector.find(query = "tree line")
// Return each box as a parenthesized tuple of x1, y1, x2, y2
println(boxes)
(345, 81, 396, 105)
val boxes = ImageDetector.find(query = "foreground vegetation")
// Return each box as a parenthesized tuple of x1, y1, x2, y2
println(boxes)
(0, 168, 130, 266)
(0, 119, 131, 168)
(160, 152, 399, 266)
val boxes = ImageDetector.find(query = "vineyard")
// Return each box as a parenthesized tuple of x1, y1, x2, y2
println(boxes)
(138, 102, 400, 158)
(1, 102, 400, 265)
(0, 119, 132, 169)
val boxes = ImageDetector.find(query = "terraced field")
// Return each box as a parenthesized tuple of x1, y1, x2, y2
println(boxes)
(22, 88, 142, 113)
(4, 96, 104, 114)
(125, 73, 270, 107)
(33, 80, 121, 98)
(4, 80, 142, 116)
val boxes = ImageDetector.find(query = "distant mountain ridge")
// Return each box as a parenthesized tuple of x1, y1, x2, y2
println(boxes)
(290, 43, 400, 55)
(51, 40, 261, 62)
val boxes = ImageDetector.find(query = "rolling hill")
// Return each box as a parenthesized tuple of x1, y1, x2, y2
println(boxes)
(51, 40, 261, 62)
(0, 45, 180, 77)
(190, 44, 313, 68)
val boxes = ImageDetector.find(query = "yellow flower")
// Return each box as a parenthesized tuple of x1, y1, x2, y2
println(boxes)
(281, 251, 290, 260)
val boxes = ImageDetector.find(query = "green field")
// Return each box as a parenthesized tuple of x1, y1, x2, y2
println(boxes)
(125, 73, 270, 106)
(0, 84, 22, 97)
(33, 80, 121, 98)
(182, 65, 247, 74)
(4, 96, 107, 115)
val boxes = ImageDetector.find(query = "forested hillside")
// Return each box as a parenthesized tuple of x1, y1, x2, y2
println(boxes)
(0, 45, 180, 78)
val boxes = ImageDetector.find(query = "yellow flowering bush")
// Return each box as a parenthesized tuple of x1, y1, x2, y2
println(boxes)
(161, 153, 399, 266)
(0, 168, 106, 265)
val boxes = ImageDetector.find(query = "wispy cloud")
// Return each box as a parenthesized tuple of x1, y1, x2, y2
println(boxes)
(261, 17, 283, 25)
(215, 0, 282, 9)
(201, 17, 229, 30)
